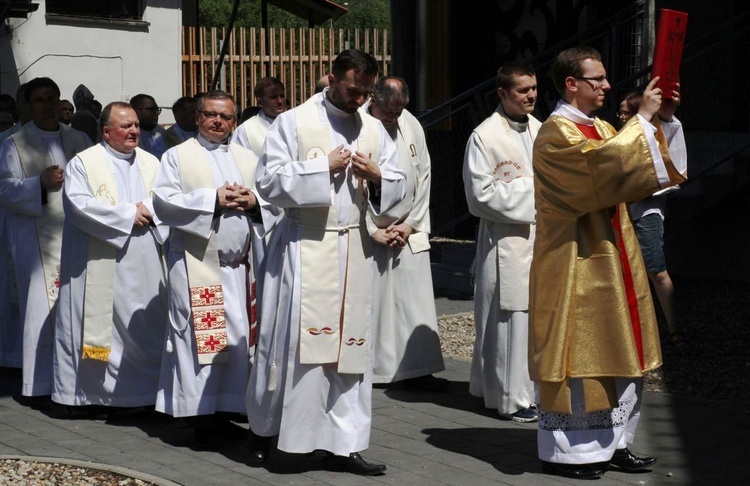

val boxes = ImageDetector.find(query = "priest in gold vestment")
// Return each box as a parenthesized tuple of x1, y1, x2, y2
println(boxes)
(529, 46, 686, 480)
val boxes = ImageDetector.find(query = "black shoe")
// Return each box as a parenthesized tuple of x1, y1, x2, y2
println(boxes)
(541, 461, 604, 479)
(402, 375, 449, 392)
(325, 452, 386, 476)
(608, 448, 656, 472)
(247, 431, 272, 467)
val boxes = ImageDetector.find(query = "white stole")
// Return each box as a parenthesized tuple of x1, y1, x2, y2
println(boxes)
(176, 138, 256, 365)
(241, 114, 269, 156)
(474, 107, 539, 311)
(77, 145, 160, 361)
(13, 123, 88, 311)
(293, 97, 381, 374)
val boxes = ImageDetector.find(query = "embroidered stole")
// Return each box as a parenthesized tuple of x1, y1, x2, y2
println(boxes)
(241, 115, 269, 157)
(13, 124, 88, 311)
(176, 138, 256, 365)
(294, 98, 380, 374)
(78, 145, 160, 361)
(474, 109, 537, 311)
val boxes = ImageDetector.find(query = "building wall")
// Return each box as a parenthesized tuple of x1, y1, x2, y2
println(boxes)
(0, 0, 183, 123)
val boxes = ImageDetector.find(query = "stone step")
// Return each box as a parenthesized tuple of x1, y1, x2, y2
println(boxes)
(430, 242, 476, 268)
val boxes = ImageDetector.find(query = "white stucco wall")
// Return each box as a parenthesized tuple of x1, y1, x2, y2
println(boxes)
(0, 1, 182, 124)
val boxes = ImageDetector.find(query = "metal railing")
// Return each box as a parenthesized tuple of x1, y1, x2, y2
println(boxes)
(420, 4, 750, 237)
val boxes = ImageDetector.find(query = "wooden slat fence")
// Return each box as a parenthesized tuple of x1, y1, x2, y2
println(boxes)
(182, 26, 391, 110)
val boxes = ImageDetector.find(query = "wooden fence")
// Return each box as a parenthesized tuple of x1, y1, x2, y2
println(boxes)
(182, 26, 391, 110)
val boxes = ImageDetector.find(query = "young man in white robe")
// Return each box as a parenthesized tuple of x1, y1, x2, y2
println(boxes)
(462, 63, 541, 422)
(52, 102, 168, 412)
(233, 77, 287, 157)
(0, 77, 91, 401)
(364, 77, 446, 390)
(246, 49, 405, 476)
(153, 90, 265, 447)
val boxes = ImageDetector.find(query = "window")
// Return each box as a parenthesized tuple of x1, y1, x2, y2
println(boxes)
(46, 0, 143, 21)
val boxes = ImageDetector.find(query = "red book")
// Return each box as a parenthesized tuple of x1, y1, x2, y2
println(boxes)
(651, 9, 688, 99)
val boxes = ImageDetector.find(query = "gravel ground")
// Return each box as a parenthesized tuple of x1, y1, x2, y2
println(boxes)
(0, 458, 156, 485)
(438, 275, 750, 403)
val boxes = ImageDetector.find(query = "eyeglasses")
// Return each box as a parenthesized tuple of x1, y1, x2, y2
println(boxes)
(616, 110, 632, 118)
(199, 110, 235, 122)
(137, 106, 162, 115)
(574, 75, 608, 89)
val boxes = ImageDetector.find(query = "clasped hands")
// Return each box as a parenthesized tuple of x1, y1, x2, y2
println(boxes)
(217, 182, 258, 212)
(133, 201, 153, 228)
(328, 144, 381, 185)
(372, 222, 413, 249)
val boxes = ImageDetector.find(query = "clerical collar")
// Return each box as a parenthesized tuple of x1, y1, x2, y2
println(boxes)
(323, 92, 354, 120)
(552, 100, 595, 126)
(497, 106, 527, 134)
(102, 141, 136, 160)
(197, 132, 229, 150)
(259, 110, 275, 124)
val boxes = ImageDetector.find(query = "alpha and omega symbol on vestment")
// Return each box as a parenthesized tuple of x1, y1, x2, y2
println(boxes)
(305, 147, 326, 160)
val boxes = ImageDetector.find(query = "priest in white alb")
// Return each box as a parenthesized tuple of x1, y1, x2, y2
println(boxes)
(246, 49, 404, 476)
(463, 63, 541, 423)
(153, 90, 265, 447)
(363, 76, 446, 389)
(0, 77, 91, 400)
(52, 102, 168, 410)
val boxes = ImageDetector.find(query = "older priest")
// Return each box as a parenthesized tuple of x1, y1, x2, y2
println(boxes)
(0, 77, 91, 399)
(246, 49, 404, 476)
(153, 91, 265, 445)
(52, 102, 168, 409)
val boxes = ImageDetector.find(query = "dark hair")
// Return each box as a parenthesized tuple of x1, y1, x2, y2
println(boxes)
(496, 62, 536, 91)
(550, 46, 602, 96)
(331, 49, 379, 78)
(24, 77, 60, 103)
(100, 101, 135, 130)
(372, 76, 409, 106)
(623, 91, 642, 117)
(129, 93, 156, 109)
(196, 90, 235, 112)
(171, 96, 196, 114)
(253, 77, 284, 99)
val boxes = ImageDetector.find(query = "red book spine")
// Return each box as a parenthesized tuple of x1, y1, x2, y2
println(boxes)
(651, 9, 689, 99)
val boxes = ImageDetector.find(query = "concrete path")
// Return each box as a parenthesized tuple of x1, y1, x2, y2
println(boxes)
(1, 358, 747, 485)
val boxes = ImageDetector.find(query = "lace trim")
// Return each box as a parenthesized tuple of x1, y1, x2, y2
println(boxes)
(539, 394, 637, 432)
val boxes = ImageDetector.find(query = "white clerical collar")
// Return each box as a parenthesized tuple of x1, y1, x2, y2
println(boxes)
(552, 100, 595, 126)
(197, 132, 229, 151)
(259, 110, 275, 124)
(498, 104, 529, 133)
(102, 141, 136, 160)
(323, 92, 354, 120)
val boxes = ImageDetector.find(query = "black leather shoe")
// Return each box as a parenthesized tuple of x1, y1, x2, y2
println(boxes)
(608, 448, 656, 472)
(541, 461, 604, 479)
(325, 452, 386, 476)
(247, 431, 272, 467)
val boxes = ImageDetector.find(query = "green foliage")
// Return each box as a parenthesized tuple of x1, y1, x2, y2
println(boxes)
(198, 0, 391, 30)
